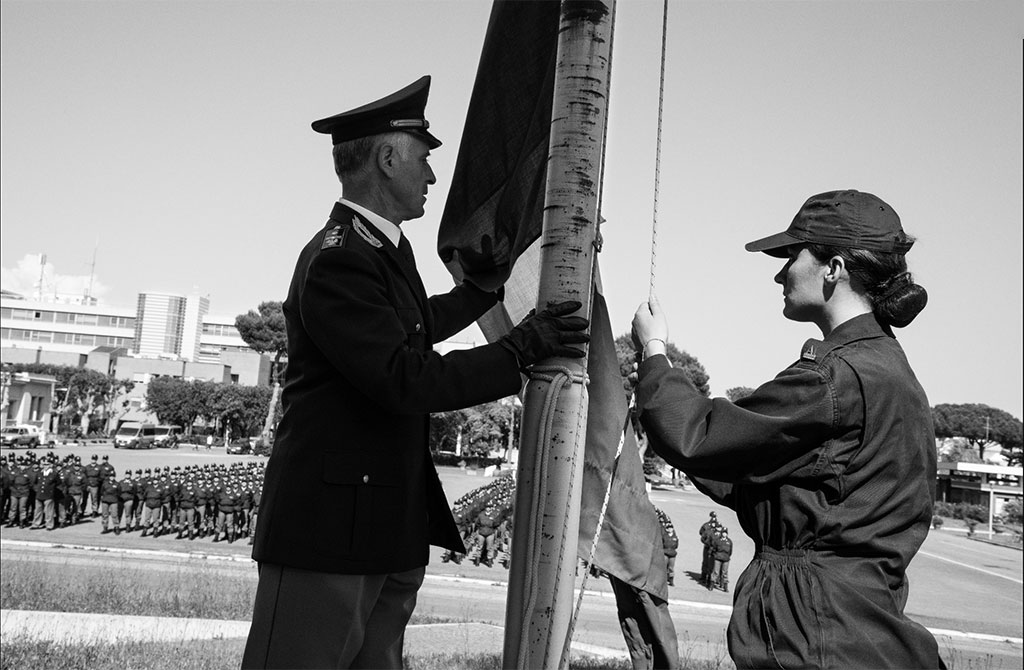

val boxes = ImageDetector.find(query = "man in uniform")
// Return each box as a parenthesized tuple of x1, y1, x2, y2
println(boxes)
(710, 527, 733, 592)
(84, 454, 102, 516)
(698, 512, 719, 587)
(242, 76, 588, 670)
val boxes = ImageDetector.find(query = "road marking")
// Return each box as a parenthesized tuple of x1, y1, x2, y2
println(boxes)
(918, 550, 1023, 585)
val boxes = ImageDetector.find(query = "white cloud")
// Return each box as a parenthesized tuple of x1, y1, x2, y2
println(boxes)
(0, 254, 109, 302)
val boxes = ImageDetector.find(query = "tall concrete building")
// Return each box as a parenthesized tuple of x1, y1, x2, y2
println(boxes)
(133, 292, 209, 361)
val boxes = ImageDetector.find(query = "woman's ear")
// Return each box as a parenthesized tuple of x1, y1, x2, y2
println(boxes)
(824, 255, 846, 286)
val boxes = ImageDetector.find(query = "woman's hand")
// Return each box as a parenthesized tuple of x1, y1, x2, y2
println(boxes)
(632, 296, 669, 358)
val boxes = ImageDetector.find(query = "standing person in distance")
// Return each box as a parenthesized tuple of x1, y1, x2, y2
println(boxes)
(242, 76, 588, 670)
(632, 190, 944, 669)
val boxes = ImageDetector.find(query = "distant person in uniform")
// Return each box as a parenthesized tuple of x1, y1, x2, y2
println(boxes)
(710, 527, 733, 592)
(633, 190, 943, 668)
(242, 76, 588, 670)
(698, 512, 718, 587)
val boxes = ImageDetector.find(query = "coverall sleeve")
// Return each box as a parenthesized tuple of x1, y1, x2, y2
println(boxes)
(636, 355, 838, 485)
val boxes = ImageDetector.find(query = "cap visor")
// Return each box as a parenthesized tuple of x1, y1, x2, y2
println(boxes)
(744, 231, 803, 257)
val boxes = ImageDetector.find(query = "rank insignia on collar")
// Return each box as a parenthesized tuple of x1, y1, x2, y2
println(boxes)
(352, 216, 383, 248)
(321, 225, 348, 250)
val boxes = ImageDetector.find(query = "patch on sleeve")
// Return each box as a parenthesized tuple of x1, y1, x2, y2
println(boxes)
(352, 216, 383, 248)
(321, 225, 349, 250)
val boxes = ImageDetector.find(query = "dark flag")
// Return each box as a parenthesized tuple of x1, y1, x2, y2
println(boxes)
(438, 0, 671, 605)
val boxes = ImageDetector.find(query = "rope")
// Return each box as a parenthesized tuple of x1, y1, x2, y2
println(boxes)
(516, 365, 588, 669)
(563, 0, 669, 659)
(649, 0, 669, 301)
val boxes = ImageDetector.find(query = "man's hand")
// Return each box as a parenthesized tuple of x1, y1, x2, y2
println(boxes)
(500, 300, 589, 367)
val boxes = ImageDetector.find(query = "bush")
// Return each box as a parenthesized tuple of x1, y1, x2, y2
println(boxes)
(933, 501, 988, 523)
(931, 516, 944, 529)
(1001, 499, 1023, 526)
(933, 501, 955, 518)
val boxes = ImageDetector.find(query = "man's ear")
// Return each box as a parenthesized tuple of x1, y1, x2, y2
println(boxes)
(376, 142, 396, 177)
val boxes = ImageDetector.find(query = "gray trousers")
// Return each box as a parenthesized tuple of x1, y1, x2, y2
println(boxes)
(241, 562, 424, 669)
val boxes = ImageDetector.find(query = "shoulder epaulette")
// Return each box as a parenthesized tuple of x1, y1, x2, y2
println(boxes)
(320, 224, 349, 250)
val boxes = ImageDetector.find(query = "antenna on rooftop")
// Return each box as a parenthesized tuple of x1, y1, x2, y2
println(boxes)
(36, 253, 47, 301)
(86, 240, 98, 301)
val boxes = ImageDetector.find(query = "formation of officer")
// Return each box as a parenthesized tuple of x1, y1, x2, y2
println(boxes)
(243, 75, 588, 670)
(1, 451, 263, 545)
(1, 451, 118, 530)
(442, 473, 516, 568)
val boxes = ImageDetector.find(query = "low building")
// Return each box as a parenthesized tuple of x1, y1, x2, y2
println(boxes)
(1, 367, 57, 432)
(936, 461, 1023, 532)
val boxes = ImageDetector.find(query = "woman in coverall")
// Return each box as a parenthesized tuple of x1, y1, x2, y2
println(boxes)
(632, 190, 943, 669)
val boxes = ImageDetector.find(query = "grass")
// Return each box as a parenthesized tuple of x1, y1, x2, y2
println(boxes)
(0, 555, 733, 669)
(0, 642, 642, 670)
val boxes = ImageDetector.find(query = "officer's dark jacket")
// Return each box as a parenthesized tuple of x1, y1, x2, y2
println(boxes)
(637, 313, 940, 669)
(253, 202, 522, 575)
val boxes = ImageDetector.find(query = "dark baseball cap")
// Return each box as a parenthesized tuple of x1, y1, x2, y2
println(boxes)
(746, 190, 914, 258)
(312, 76, 441, 149)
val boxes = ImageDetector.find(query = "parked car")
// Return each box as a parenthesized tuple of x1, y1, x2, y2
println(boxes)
(1, 426, 40, 448)
(153, 425, 183, 448)
(226, 438, 254, 455)
(113, 422, 157, 449)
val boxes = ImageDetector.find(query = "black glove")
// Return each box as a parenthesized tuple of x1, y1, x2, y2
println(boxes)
(499, 300, 590, 368)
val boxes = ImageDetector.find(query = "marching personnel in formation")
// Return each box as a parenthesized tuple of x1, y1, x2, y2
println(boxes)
(63, 457, 87, 526)
(177, 475, 200, 540)
(213, 478, 236, 543)
(0, 456, 10, 521)
(98, 454, 116, 485)
(7, 457, 33, 528)
(31, 455, 60, 531)
(84, 454, 102, 516)
(118, 470, 139, 533)
(247, 480, 261, 545)
(243, 75, 588, 670)
(140, 470, 163, 537)
(99, 474, 120, 534)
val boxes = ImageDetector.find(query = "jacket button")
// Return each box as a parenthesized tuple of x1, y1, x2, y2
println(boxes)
(362, 474, 369, 483)
(415, 323, 422, 332)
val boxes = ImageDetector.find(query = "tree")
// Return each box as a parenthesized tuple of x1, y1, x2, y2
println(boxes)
(145, 377, 210, 431)
(211, 384, 273, 440)
(235, 301, 287, 444)
(726, 386, 756, 402)
(614, 333, 710, 397)
(430, 409, 467, 453)
(932, 403, 1023, 463)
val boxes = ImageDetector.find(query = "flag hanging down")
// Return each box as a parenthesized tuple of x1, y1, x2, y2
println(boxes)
(438, 0, 668, 602)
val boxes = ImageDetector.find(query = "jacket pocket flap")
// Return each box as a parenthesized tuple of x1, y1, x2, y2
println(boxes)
(322, 451, 399, 487)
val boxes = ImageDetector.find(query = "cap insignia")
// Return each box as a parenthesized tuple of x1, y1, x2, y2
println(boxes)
(352, 216, 383, 248)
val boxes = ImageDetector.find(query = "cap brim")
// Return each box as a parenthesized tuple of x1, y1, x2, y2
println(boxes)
(412, 129, 442, 149)
(744, 231, 804, 257)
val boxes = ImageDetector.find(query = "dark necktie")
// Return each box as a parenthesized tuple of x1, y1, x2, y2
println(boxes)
(398, 235, 417, 271)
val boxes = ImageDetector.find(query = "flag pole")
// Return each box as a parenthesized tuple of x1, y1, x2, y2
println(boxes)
(502, 2, 615, 669)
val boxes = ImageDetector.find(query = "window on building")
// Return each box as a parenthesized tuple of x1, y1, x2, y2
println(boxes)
(10, 309, 35, 320)
(72, 313, 98, 326)
(70, 334, 96, 346)
(29, 396, 44, 422)
(29, 331, 53, 342)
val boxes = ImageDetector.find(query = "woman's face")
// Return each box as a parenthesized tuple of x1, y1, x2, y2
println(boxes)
(774, 246, 828, 323)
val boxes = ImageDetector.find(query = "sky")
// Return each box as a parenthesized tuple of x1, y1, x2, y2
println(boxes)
(2, 0, 1021, 417)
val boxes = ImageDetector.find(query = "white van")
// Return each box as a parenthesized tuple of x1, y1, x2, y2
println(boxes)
(153, 425, 183, 448)
(114, 422, 157, 449)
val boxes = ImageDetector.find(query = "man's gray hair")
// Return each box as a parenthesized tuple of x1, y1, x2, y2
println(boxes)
(332, 132, 415, 183)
